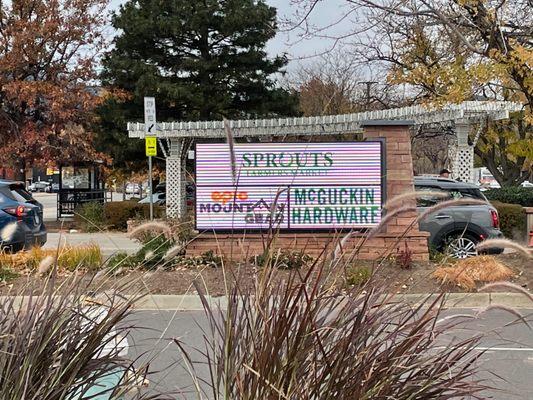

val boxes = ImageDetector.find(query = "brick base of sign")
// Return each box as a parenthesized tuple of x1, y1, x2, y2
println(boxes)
(186, 231, 430, 261)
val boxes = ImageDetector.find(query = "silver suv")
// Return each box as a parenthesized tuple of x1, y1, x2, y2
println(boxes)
(415, 177, 503, 258)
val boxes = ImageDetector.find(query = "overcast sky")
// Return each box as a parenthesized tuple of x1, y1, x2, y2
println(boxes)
(108, 0, 352, 69)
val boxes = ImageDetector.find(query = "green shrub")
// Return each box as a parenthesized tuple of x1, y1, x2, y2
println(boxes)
(104, 201, 165, 231)
(134, 234, 174, 269)
(0, 267, 17, 282)
(485, 187, 533, 207)
(107, 235, 175, 271)
(74, 202, 105, 232)
(176, 251, 225, 268)
(346, 265, 372, 286)
(106, 251, 136, 270)
(254, 249, 312, 270)
(491, 201, 527, 240)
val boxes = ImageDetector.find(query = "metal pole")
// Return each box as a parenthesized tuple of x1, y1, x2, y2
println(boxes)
(148, 155, 153, 220)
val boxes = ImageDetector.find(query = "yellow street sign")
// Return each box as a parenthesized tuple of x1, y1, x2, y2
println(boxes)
(145, 136, 157, 156)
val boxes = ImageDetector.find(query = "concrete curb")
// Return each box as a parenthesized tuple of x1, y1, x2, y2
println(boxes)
(132, 293, 533, 310)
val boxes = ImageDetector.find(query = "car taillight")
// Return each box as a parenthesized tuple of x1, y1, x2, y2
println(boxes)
(490, 210, 499, 228)
(3, 205, 30, 218)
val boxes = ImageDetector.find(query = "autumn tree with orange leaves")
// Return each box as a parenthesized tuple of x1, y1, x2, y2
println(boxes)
(0, 0, 110, 178)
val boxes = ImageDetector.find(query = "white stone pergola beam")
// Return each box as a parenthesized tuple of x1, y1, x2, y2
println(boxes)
(127, 101, 523, 139)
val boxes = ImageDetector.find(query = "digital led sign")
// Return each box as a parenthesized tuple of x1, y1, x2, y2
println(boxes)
(195, 142, 384, 230)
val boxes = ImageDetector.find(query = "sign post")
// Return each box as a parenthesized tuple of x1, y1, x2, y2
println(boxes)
(144, 97, 157, 220)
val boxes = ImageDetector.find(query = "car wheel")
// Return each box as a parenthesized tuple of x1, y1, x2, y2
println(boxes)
(444, 233, 479, 259)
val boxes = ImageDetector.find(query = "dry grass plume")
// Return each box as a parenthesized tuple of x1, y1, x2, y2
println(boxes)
(433, 255, 514, 290)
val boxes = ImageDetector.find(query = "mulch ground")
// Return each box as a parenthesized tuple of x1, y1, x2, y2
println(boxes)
(2, 253, 531, 296)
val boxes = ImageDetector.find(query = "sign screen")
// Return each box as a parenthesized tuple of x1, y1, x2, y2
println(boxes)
(195, 142, 384, 231)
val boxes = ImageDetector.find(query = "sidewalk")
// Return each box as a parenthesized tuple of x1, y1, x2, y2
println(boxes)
(43, 232, 141, 257)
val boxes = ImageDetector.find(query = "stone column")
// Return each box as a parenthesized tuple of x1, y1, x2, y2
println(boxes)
(452, 121, 475, 183)
(166, 138, 185, 219)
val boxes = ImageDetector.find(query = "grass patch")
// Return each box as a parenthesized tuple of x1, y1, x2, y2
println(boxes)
(255, 249, 312, 270)
(346, 265, 372, 286)
(0, 245, 103, 273)
(0, 267, 18, 282)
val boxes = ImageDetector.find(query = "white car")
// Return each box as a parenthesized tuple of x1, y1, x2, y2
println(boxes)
(125, 183, 141, 195)
(28, 181, 50, 192)
(138, 192, 166, 205)
(521, 181, 533, 188)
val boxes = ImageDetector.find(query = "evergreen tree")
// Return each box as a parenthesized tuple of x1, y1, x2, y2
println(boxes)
(98, 0, 299, 170)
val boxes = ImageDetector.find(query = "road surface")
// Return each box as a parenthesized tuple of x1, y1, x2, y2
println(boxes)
(126, 308, 533, 399)
(43, 232, 141, 256)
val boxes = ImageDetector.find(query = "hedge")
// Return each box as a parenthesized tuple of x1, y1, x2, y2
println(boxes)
(485, 187, 533, 207)
(74, 202, 105, 232)
(103, 201, 165, 231)
(491, 201, 527, 240)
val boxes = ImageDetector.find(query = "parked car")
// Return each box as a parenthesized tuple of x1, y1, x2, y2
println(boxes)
(150, 181, 195, 207)
(125, 183, 141, 195)
(0, 180, 47, 251)
(138, 192, 166, 205)
(414, 176, 503, 258)
(28, 181, 50, 192)
(154, 181, 166, 193)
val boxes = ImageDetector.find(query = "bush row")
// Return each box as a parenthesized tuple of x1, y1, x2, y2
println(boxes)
(75, 200, 165, 232)
(485, 187, 533, 207)
(491, 201, 527, 240)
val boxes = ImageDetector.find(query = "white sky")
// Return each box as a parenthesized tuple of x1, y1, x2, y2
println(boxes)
(108, 0, 351, 69)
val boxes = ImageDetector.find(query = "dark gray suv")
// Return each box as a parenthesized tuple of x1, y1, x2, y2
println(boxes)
(415, 176, 503, 258)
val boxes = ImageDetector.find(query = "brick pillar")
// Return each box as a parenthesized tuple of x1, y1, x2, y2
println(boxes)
(361, 120, 429, 260)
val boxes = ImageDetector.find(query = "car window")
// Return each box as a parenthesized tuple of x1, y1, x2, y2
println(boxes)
(9, 185, 33, 203)
(414, 186, 450, 207)
(415, 185, 486, 206)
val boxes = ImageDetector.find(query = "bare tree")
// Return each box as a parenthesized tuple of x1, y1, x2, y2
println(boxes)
(291, 49, 409, 116)
(286, 0, 532, 186)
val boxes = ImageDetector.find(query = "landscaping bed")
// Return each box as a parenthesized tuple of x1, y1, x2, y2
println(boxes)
(1, 251, 530, 296)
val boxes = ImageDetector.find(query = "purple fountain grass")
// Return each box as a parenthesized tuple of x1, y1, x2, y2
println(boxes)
(367, 205, 418, 238)
(224, 118, 237, 185)
(333, 230, 354, 260)
(476, 238, 532, 259)
(176, 263, 489, 399)
(476, 304, 532, 329)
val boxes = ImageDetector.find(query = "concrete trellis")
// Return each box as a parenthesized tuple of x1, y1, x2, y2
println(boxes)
(127, 101, 523, 218)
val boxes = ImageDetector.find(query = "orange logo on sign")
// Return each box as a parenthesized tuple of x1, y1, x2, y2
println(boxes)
(211, 191, 249, 204)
